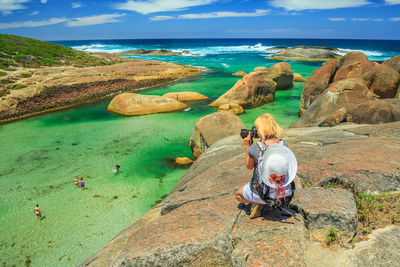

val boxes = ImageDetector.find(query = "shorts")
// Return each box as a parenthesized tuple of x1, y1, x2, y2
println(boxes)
(80, 183, 84, 187)
(242, 182, 267, 204)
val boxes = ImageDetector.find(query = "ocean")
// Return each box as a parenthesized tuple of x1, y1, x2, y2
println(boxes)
(1, 38, 399, 266)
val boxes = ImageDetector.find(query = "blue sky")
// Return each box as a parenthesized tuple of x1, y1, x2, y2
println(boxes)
(0, 0, 400, 41)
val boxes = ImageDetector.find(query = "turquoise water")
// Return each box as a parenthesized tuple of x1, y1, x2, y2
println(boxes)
(2, 38, 398, 266)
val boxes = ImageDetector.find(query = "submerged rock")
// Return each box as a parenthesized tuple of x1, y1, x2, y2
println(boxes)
(233, 71, 247, 77)
(107, 93, 187, 116)
(293, 73, 308, 82)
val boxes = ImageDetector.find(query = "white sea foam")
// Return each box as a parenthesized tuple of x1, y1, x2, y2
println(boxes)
(222, 63, 230, 68)
(337, 48, 383, 57)
(71, 43, 135, 53)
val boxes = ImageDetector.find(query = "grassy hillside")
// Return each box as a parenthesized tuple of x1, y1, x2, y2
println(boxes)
(0, 34, 119, 70)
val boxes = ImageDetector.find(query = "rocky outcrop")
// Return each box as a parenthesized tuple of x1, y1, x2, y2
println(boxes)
(299, 59, 338, 115)
(383, 55, 400, 74)
(292, 188, 358, 245)
(269, 46, 341, 62)
(296, 52, 400, 126)
(294, 73, 308, 82)
(209, 62, 293, 109)
(217, 103, 244, 114)
(189, 111, 244, 158)
(107, 93, 188, 116)
(162, 92, 209, 102)
(0, 55, 202, 123)
(81, 122, 400, 267)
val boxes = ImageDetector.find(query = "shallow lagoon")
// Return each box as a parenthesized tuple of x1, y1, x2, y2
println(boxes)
(0, 51, 319, 266)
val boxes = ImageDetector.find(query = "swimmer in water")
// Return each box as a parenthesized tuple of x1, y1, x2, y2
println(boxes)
(75, 176, 79, 186)
(112, 163, 121, 172)
(79, 177, 85, 191)
(34, 204, 41, 220)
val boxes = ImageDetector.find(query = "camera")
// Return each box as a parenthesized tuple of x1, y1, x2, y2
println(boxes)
(240, 126, 258, 140)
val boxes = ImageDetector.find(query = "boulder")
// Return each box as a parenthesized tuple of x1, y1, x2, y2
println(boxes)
(107, 93, 187, 116)
(382, 55, 400, 74)
(163, 91, 209, 102)
(319, 107, 347, 127)
(209, 72, 277, 109)
(351, 99, 400, 124)
(174, 157, 194, 165)
(361, 64, 400, 98)
(333, 52, 374, 82)
(292, 188, 358, 245)
(217, 103, 244, 114)
(189, 111, 244, 158)
(299, 59, 338, 115)
(233, 71, 247, 77)
(269, 47, 341, 62)
(294, 78, 376, 127)
(210, 62, 293, 109)
(294, 73, 308, 82)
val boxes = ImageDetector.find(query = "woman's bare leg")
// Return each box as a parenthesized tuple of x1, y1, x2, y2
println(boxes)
(236, 185, 251, 204)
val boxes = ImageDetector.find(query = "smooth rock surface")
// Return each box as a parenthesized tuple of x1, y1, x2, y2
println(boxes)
(189, 112, 244, 158)
(107, 93, 188, 116)
(163, 91, 209, 102)
(217, 103, 244, 114)
(269, 47, 341, 62)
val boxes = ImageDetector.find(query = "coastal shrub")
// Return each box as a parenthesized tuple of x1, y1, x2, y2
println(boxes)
(0, 71, 6, 76)
(5, 89, 10, 94)
(0, 89, 6, 96)
(326, 227, 337, 244)
(20, 73, 31, 78)
(0, 34, 120, 69)
(13, 84, 27, 89)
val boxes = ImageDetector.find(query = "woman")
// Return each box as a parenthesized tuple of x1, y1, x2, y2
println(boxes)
(235, 113, 297, 219)
(34, 204, 42, 220)
(79, 177, 85, 191)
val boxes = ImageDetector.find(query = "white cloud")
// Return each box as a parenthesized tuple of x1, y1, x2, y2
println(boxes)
(0, 0, 29, 14)
(150, 9, 270, 20)
(29, 10, 38, 15)
(352, 18, 370, 21)
(66, 13, 126, 27)
(114, 0, 216, 15)
(150, 15, 175, 21)
(269, 0, 371, 10)
(71, 2, 82, 8)
(179, 9, 269, 19)
(385, 0, 400, 5)
(0, 17, 67, 29)
(329, 17, 346, 21)
(389, 17, 400, 21)
(41, 0, 47, 3)
(373, 18, 383, 21)
(0, 13, 126, 29)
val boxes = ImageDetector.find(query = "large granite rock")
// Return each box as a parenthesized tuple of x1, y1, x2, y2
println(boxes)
(292, 188, 358, 245)
(361, 64, 400, 98)
(189, 111, 244, 158)
(107, 93, 188, 116)
(269, 46, 341, 62)
(299, 59, 338, 115)
(382, 55, 400, 74)
(296, 52, 400, 126)
(294, 73, 308, 82)
(209, 62, 293, 109)
(292, 78, 377, 127)
(163, 91, 209, 102)
(286, 122, 400, 194)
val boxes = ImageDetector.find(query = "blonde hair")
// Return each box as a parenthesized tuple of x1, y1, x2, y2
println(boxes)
(254, 113, 282, 140)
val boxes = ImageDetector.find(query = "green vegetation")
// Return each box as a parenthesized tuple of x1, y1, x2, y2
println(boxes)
(0, 71, 6, 76)
(0, 34, 118, 70)
(20, 73, 31, 78)
(12, 84, 27, 89)
(326, 227, 337, 244)
(355, 192, 400, 236)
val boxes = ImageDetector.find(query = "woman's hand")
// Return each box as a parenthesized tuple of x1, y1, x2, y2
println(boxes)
(243, 132, 252, 148)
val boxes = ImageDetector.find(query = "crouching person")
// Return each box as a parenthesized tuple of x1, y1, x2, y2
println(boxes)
(235, 113, 297, 219)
